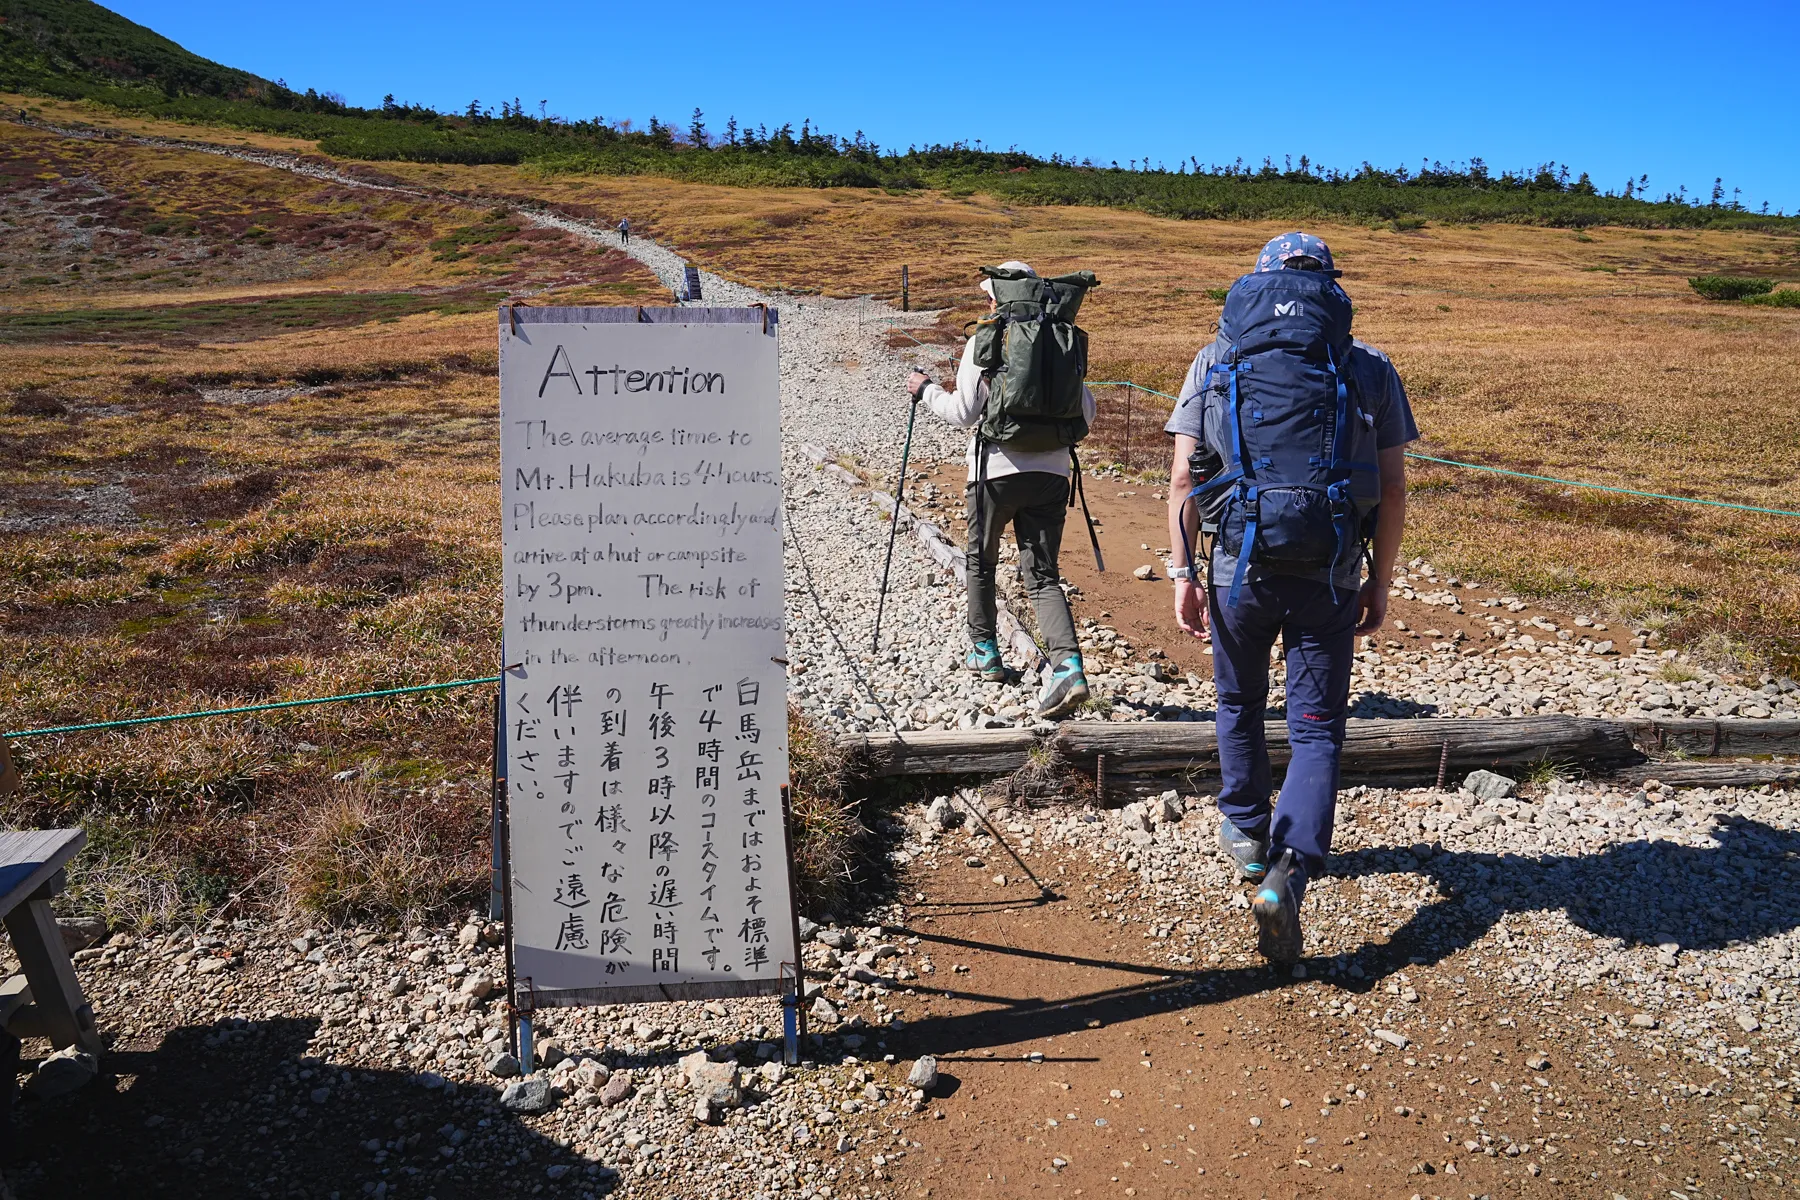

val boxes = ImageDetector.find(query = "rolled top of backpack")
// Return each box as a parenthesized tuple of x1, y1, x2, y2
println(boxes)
(981, 265, 1099, 288)
(981, 266, 1099, 320)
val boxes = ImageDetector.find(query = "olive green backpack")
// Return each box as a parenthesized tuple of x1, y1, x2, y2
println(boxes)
(968, 265, 1099, 453)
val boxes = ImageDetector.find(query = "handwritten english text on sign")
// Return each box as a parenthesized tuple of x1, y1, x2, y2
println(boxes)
(499, 307, 794, 1007)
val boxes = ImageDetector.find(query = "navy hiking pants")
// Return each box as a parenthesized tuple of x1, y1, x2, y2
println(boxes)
(1210, 575, 1358, 903)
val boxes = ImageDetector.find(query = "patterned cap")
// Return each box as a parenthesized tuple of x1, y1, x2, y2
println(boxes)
(1254, 232, 1340, 277)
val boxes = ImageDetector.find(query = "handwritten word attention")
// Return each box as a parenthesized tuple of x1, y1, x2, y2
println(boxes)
(537, 345, 726, 398)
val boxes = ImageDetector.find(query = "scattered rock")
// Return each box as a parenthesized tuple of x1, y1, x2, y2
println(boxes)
(1373, 1030, 1410, 1049)
(907, 1056, 939, 1091)
(1462, 769, 1516, 801)
(27, 1047, 97, 1098)
(599, 1070, 634, 1107)
(499, 1076, 554, 1114)
(570, 1059, 610, 1091)
(484, 1052, 521, 1079)
(55, 916, 107, 953)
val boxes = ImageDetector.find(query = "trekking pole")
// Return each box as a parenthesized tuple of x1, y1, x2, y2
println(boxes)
(872, 392, 922, 653)
(1069, 447, 1106, 572)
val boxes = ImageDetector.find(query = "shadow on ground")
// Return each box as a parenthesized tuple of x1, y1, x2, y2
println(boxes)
(4, 1016, 612, 1199)
(887, 815, 1799, 1056)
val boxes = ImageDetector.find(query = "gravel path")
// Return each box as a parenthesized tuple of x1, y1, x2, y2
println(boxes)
(23, 914, 934, 1200)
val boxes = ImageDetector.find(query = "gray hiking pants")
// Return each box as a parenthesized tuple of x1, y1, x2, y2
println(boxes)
(965, 472, 1080, 665)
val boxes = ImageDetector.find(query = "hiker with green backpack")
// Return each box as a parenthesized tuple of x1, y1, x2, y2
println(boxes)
(904, 261, 1102, 721)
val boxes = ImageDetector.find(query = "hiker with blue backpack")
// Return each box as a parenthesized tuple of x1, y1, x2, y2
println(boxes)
(904, 261, 1103, 721)
(1164, 233, 1417, 962)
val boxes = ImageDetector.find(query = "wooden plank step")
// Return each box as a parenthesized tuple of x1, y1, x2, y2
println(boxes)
(841, 716, 1649, 782)
(1054, 716, 1641, 780)
(1617, 718, 1800, 758)
(836, 727, 1041, 778)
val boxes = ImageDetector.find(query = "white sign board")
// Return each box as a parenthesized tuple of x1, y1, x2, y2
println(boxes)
(498, 307, 795, 1006)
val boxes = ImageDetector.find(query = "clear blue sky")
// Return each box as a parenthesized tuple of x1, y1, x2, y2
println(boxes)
(111, 0, 1799, 212)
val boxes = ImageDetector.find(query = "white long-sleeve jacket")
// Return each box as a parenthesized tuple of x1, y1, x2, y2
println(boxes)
(921, 335, 1098, 482)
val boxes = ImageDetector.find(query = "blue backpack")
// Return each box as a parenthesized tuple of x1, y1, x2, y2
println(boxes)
(1187, 269, 1381, 606)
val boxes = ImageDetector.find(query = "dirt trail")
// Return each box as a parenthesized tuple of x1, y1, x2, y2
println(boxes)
(885, 837, 1761, 1200)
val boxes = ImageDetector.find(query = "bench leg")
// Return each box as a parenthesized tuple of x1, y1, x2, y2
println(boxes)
(2, 900, 99, 1054)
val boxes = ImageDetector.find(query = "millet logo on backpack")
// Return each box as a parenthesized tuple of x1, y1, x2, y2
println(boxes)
(1274, 301, 1301, 317)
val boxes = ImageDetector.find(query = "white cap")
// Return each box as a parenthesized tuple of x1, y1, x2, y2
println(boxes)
(979, 260, 1036, 299)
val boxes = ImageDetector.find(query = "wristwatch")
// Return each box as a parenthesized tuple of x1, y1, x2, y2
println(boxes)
(1169, 565, 1195, 581)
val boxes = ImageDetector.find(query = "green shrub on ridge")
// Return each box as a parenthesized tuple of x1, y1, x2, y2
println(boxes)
(1689, 275, 1776, 301)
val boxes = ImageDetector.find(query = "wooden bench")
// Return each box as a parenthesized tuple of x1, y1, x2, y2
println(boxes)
(0, 829, 101, 1054)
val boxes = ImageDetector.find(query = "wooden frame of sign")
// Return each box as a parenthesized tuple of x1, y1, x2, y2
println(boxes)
(496, 305, 803, 1015)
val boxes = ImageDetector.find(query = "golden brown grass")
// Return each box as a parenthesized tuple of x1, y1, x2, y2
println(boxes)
(786, 706, 866, 918)
(278, 772, 488, 927)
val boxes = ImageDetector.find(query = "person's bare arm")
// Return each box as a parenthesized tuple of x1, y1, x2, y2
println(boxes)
(1355, 444, 1407, 634)
(1168, 434, 1207, 639)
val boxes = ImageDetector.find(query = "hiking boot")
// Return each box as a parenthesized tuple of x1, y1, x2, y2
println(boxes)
(1217, 818, 1269, 882)
(1035, 655, 1090, 720)
(964, 640, 1007, 682)
(1251, 848, 1305, 964)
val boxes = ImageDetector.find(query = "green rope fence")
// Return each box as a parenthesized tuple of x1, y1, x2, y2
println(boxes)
(3, 675, 501, 741)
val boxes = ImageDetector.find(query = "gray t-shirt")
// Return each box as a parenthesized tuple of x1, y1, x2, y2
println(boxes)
(1163, 337, 1419, 592)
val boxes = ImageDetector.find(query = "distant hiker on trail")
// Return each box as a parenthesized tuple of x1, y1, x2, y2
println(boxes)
(1164, 232, 1416, 963)
(617, 217, 630, 245)
(905, 260, 1101, 721)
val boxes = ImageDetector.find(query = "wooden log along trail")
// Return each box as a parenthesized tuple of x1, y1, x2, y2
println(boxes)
(836, 716, 1800, 792)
